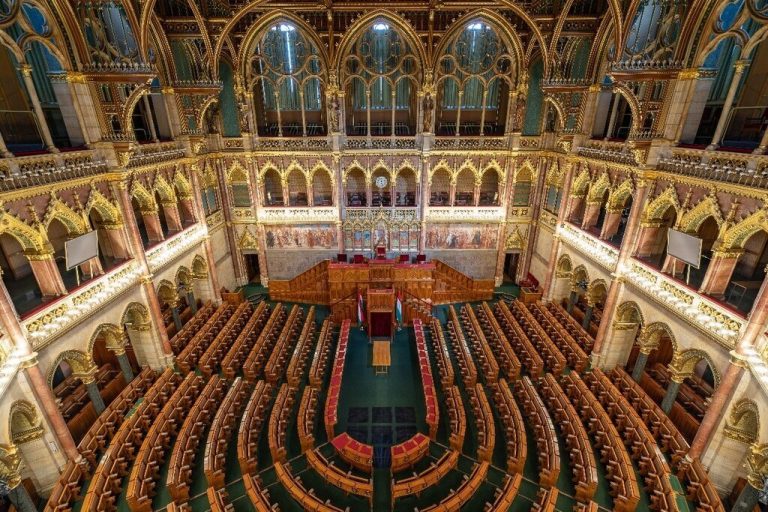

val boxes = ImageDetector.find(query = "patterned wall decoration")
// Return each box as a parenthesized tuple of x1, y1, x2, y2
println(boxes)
(425, 223, 499, 250)
(264, 224, 338, 249)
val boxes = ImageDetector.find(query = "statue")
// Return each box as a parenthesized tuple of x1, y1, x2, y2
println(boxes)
(238, 98, 251, 133)
(329, 93, 341, 133)
(422, 92, 434, 133)
(206, 104, 220, 135)
(514, 94, 526, 131)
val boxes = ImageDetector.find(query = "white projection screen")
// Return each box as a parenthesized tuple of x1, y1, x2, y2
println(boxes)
(667, 229, 703, 268)
(65, 231, 99, 270)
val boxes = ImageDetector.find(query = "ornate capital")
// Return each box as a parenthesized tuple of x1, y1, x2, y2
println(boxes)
(677, 68, 700, 80)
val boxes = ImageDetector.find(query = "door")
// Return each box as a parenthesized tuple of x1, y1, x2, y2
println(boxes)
(245, 253, 260, 283)
(504, 253, 519, 283)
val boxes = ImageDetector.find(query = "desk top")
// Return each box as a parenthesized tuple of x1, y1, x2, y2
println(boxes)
(373, 341, 391, 367)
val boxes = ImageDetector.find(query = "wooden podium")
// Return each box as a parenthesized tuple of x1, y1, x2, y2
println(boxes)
(367, 288, 394, 339)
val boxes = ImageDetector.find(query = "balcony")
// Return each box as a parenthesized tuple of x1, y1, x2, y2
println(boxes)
(0, 150, 108, 191)
(146, 224, 208, 273)
(426, 206, 505, 223)
(657, 148, 768, 189)
(23, 260, 144, 350)
(257, 207, 339, 224)
(557, 223, 619, 270)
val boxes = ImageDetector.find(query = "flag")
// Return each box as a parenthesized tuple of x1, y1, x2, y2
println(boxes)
(357, 290, 364, 325)
(395, 291, 403, 325)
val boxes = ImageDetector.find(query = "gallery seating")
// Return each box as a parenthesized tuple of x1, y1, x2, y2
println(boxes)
(545, 301, 595, 352)
(286, 306, 317, 387)
(167, 375, 227, 504)
(169, 302, 215, 353)
(268, 383, 297, 463)
(43, 460, 84, 512)
(220, 303, 273, 379)
(265, 305, 304, 383)
(243, 472, 280, 511)
(297, 385, 320, 452)
(475, 302, 522, 382)
(493, 301, 545, 377)
(207, 486, 234, 512)
(309, 319, 334, 388)
(677, 457, 726, 512)
(126, 372, 204, 511)
(243, 304, 286, 381)
(391, 433, 430, 472)
(493, 378, 527, 474)
(331, 432, 373, 471)
(467, 383, 495, 462)
(324, 320, 351, 439)
(413, 319, 439, 438)
(237, 380, 274, 475)
(532, 487, 558, 511)
(428, 317, 455, 387)
(446, 306, 478, 387)
(306, 448, 373, 499)
(392, 449, 460, 499)
(561, 371, 640, 511)
(515, 376, 560, 488)
(205, 378, 250, 489)
(81, 368, 181, 512)
(459, 304, 501, 385)
(539, 373, 598, 501)
(507, 300, 567, 374)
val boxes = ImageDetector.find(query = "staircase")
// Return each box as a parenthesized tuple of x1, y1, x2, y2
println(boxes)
(269, 260, 330, 304)
(432, 260, 494, 304)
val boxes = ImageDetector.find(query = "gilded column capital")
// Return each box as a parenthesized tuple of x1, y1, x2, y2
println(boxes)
(677, 68, 700, 80)
(17, 352, 39, 369)
(75, 365, 99, 385)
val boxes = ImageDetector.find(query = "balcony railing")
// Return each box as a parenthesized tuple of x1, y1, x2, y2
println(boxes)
(258, 207, 338, 224)
(658, 150, 768, 189)
(255, 137, 329, 151)
(426, 206, 505, 222)
(146, 224, 208, 273)
(24, 260, 144, 350)
(621, 259, 743, 348)
(0, 150, 108, 191)
(557, 223, 619, 270)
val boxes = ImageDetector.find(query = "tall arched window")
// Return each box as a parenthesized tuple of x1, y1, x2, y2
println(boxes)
(342, 21, 420, 136)
(248, 22, 326, 137)
(436, 20, 514, 136)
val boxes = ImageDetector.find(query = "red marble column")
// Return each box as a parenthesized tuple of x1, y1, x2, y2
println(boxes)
(79, 256, 103, 279)
(103, 227, 131, 260)
(113, 182, 173, 358)
(518, 160, 547, 282)
(581, 202, 601, 229)
(28, 255, 67, 296)
(689, 276, 768, 459)
(189, 166, 223, 298)
(699, 253, 739, 297)
(634, 224, 661, 257)
(0, 278, 80, 463)
(142, 211, 164, 242)
(592, 180, 651, 357)
(599, 211, 621, 239)
(178, 197, 196, 226)
(160, 202, 183, 233)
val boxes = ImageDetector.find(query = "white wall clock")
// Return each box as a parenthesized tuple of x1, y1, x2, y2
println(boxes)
(375, 176, 388, 189)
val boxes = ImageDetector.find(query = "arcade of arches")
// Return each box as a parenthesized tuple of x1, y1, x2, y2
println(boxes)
(2, 1, 768, 512)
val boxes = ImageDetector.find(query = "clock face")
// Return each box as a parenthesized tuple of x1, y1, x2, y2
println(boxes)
(375, 176, 388, 189)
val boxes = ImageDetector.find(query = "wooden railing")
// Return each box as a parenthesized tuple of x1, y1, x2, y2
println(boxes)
(269, 260, 330, 304)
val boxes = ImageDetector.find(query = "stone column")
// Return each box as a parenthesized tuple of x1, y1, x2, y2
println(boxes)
(731, 482, 759, 512)
(7, 478, 37, 512)
(518, 160, 548, 282)
(215, 159, 247, 286)
(102, 225, 132, 260)
(599, 209, 622, 240)
(708, 60, 750, 150)
(125, 322, 165, 371)
(604, 92, 621, 139)
(186, 290, 197, 314)
(20, 65, 57, 152)
(142, 95, 159, 142)
(113, 344, 134, 382)
(168, 297, 183, 332)
(581, 201, 601, 229)
(566, 290, 578, 314)
(78, 368, 106, 415)
(582, 304, 594, 329)
(754, 121, 768, 154)
(632, 348, 651, 381)
(661, 373, 684, 413)
(27, 253, 67, 297)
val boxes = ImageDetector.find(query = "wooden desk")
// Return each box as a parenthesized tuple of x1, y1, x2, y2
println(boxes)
(519, 287, 542, 303)
(373, 340, 391, 375)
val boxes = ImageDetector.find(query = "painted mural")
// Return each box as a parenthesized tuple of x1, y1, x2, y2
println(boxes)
(265, 224, 338, 249)
(426, 223, 499, 250)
